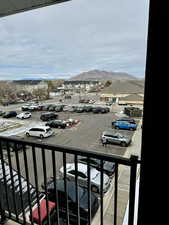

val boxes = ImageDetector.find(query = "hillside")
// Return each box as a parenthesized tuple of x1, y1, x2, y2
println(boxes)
(69, 70, 137, 81)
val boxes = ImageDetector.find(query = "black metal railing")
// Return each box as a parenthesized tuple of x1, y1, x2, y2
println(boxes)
(0, 136, 140, 225)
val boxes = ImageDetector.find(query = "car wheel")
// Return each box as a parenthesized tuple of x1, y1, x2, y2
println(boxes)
(129, 127, 134, 131)
(121, 142, 127, 147)
(115, 126, 119, 129)
(91, 185, 99, 193)
(26, 132, 30, 137)
(40, 134, 44, 139)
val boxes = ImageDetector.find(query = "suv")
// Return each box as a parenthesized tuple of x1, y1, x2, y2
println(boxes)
(2, 111, 17, 118)
(101, 131, 132, 147)
(112, 117, 136, 124)
(40, 112, 58, 121)
(112, 121, 137, 131)
(25, 126, 54, 138)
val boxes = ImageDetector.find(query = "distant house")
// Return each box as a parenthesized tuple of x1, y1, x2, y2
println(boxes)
(100, 79, 144, 104)
(13, 80, 48, 93)
(63, 80, 101, 92)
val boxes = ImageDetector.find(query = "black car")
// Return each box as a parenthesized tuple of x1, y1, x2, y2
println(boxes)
(2, 111, 17, 118)
(40, 112, 58, 121)
(92, 107, 102, 113)
(78, 156, 115, 177)
(42, 179, 99, 225)
(83, 106, 93, 112)
(45, 120, 67, 129)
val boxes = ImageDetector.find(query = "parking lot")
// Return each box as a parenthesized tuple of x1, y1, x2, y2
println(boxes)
(1, 95, 140, 189)
(0, 94, 142, 225)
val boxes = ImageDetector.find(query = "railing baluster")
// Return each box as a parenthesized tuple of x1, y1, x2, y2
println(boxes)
(6, 142, 18, 220)
(74, 155, 80, 225)
(63, 152, 69, 225)
(14, 142, 26, 224)
(41, 147, 51, 225)
(0, 140, 11, 218)
(128, 155, 138, 225)
(32, 146, 42, 225)
(114, 163, 118, 225)
(87, 156, 91, 225)
(52, 150, 60, 225)
(22, 144, 33, 225)
(100, 159, 104, 225)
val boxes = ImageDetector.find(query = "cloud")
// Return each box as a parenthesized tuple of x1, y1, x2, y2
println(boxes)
(0, 0, 149, 80)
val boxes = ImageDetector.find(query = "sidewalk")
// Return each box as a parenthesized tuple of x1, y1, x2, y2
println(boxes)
(92, 121, 142, 225)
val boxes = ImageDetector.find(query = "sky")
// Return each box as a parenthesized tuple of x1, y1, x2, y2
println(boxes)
(0, 0, 149, 80)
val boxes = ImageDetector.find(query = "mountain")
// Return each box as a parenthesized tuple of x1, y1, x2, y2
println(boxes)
(69, 70, 137, 81)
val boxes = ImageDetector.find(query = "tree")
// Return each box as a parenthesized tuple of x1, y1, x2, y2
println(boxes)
(104, 80, 112, 87)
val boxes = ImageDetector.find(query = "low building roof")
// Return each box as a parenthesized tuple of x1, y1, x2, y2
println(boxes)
(119, 94, 144, 101)
(0, 0, 70, 18)
(101, 79, 144, 95)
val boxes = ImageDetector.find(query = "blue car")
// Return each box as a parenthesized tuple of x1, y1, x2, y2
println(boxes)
(112, 120, 137, 131)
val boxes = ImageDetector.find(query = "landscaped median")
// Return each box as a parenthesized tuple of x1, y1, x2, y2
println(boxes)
(0, 119, 22, 133)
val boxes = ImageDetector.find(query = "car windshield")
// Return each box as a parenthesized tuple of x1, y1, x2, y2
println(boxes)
(46, 128, 52, 133)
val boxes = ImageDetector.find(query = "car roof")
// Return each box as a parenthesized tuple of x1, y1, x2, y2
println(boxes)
(64, 163, 97, 176)
(29, 126, 50, 129)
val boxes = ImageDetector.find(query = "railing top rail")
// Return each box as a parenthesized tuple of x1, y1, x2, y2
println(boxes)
(0, 136, 139, 166)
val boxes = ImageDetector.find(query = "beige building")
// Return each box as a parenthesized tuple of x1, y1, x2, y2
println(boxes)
(100, 79, 144, 105)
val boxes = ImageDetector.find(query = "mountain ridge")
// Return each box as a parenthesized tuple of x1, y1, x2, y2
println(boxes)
(69, 69, 137, 81)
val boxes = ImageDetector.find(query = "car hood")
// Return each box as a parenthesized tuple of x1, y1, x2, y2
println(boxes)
(79, 191, 98, 209)
(91, 169, 109, 187)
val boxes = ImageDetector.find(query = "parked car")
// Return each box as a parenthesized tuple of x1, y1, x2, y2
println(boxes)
(101, 131, 132, 147)
(42, 179, 99, 225)
(112, 121, 137, 131)
(66, 118, 80, 127)
(0, 111, 6, 116)
(106, 101, 112, 106)
(16, 112, 31, 119)
(76, 106, 84, 113)
(54, 105, 63, 112)
(40, 112, 58, 121)
(65, 95, 72, 99)
(78, 157, 115, 177)
(2, 111, 17, 118)
(21, 104, 32, 111)
(48, 105, 56, 111)
(88, 99, 95, 104)
(114, 117, 136, 124)
(83, 106, 93, 112)
(100, 107, 109, 113)
(45, 120, 68, 129)
(25, 126, 54, 138)
(60, 163, 111, 194)
(92, 107, 102, 113)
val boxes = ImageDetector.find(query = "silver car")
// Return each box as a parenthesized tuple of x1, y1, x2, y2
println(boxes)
(101, 131, 132, 147)
(59, 163, 111, 194)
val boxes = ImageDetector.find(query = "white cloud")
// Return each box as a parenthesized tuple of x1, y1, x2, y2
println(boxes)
(0, 0, 149, 80)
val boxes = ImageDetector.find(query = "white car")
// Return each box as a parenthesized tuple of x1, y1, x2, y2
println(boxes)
(59, 163, 111, 193)
(16, 112, 31, 119)
(25, 126, 54, 138)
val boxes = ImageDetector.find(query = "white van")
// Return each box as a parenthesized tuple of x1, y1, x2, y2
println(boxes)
(25, 126, 54, 138)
